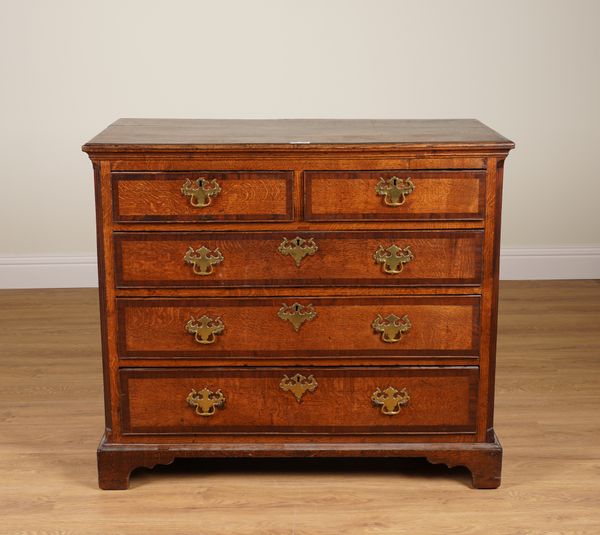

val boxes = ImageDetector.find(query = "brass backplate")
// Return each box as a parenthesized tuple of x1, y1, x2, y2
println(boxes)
(371, 386, 410, 415)
(278, 236, 319, 267)
(372, 313, 411, 343)
(280, 373, 318, 402)
(373, 244, 414, 274)
(185, 315, 224, 344)
(277, 303, 317, 332)
(181, 177, 221, 207)
(375, 176, 415, 206)
(186, 388, 226, 416)
(184, 245, 224, 276)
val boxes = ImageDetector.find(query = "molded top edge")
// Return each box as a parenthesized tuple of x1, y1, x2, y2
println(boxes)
(82, 118, 514, 154)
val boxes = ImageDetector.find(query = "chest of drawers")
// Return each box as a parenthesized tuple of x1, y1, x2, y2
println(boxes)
(83, 119, 514, 489)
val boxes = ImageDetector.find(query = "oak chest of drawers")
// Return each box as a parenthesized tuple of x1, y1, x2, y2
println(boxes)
(83, 118, 514, 489)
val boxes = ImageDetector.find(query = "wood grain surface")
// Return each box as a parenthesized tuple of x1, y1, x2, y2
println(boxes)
(116, 296, 480, 359)
(113, 170, 293, 222)
(119, 367, 478, 435)
(114, 230, 483, 288)
(305, 170, 485, 221)
(1, 282, 598, 533)
(82, 118, 514, 152)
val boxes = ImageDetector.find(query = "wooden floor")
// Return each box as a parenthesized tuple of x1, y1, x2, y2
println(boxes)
(1, 281, 599, 534)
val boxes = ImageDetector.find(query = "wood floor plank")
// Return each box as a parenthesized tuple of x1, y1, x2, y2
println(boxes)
(0, 282, 599, 534)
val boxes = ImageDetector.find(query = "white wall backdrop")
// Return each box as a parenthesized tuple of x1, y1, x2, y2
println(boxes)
(1, 0, 599, 287)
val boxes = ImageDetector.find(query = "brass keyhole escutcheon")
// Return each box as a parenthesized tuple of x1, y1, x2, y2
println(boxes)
(186, 388, 226, 416)
(279, 373, 318, 402)
(277, 303, 317, 332)
(184, 245, 224, 276)
(373, 244, 414, 274)
(278, 236, 319, 267)
(372, 313, 411, 343)
(375, 176, 415, 206)
(181, 177, 221, 208)
(185, 315, 224, 344)
(371, 386, 410, 415)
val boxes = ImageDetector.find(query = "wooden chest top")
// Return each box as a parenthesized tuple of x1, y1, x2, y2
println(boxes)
(83, 118, 514, 153)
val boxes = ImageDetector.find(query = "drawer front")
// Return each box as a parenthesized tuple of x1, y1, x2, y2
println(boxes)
(112, 171, 294, 222)
(114, 230, 483, 288)
(120, 367, 478, 435)
(117, 296, 480, 359)
(304, 170, 485, 221)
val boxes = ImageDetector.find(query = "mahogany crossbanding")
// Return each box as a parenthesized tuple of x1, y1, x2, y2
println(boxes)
(119, 367, 478, 435)
(113, 170, 294, 222)
(305, 170, 485, 221)
(116, 296, 480, 359)
(114, 230, 483, 288)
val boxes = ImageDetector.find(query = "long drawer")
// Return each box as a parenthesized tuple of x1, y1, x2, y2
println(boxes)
(114, 230, 483, 288)
(304, 170, 485, 221)
(112, 170, 294, 222)
(116, 296, 480, 359)
(119, 366, 479, 435)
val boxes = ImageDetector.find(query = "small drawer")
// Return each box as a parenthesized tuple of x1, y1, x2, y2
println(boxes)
(114, 230, 483, 288)
(116, 296, 480, 360)
(119, 366, 478, 435)
(304, 170, 485, 221)
(112, 171, 294, 222)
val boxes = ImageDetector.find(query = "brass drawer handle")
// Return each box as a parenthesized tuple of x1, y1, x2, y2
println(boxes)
(372, 313, 411, 343)
(375, 176, 415, 206)
(181, 177, 221, 207)
(374, 244, 414, 274)
(187, 388, 226, 416)
(277, 302, 316, 332)
(185, 315, 224, 344)
(371, 386, 410, 415)
(278, 236, 319, 267)
(280, 373, 318, 402)
(184, 245, 224, 276)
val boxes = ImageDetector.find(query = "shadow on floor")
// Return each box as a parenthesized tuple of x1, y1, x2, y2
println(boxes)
(130, 456, 473, 488)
